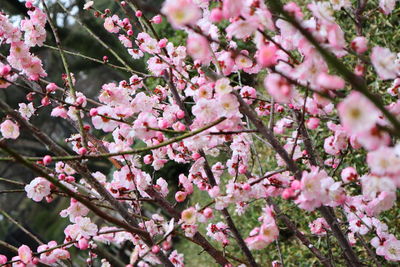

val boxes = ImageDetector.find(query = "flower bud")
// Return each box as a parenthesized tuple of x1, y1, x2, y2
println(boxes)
(43, 155, 52, 165)
(151, 245, 160, 254)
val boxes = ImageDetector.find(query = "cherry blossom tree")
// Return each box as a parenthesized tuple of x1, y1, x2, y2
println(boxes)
(0, 0, 400, 266)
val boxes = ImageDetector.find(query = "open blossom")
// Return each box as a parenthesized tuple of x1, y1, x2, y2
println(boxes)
(60, 200, 90, 222)
(74, 217, 98, 238)
(215, 78, 232, 95)
(0, 119, 20, 139)
(21, 7, 47, 47)
(371, 47, 400, 80)
(337, 91, 380, 135)
(25, 177, 52, 202)
(296, 167, 335, 211)
(264, 73, 295, 103)
(83, 1, 94, 10)
(181, 207, 197, 225)
(316, 73, 345, 90)
(367, 146, 400, 176)
(217, 94, 240, 117)
(379, 0, 397, 15)
(222, 0, 243, 19)
(378, 236, 400, 261)
(246, 218, 279, 250)
(162, 0, 201, 28)
(104, 15, 120, 33)
(18, 102, 35, 120)
(38, 241, 70, 264)
(308, 1, 335, 24)
(341, 167, 358, 183)
(18, 245, 32, 264)
(361, 174, 396, 200)
(351, 36, 368, 54)
(366, 191, 396, 216)
(226, 18, 259, 39)
(257, 45, 278, 68)
(186, 34, 211, 63)
(309, 218, 330, 235)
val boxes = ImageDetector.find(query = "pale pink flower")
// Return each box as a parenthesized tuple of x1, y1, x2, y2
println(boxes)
(366, 191, 396, 216)
(374, 234, 400, 261)
(186, 34, 211, 63)
(361, 174, 396, 200)
(215, 78, 232, 95)
(316, 73, 345, 90)
(337, 91, 380, 134)
(217, 94, 240, 117)
(246, 221, 279, 250)
(51, 106, 68, 119)
(222, 0, 243, 19)
(306, 117, 320, 129)
(83, 1, 94, 10)
(327, 24, 346, 50)
(284, 2, 304, 20)
(74, 217, 98, 238)
(348, 215, 371, 235)
(257, 45, 278, 68)
(264, 73, 295, 103)
(341, 167, 358, 183)
(296, 167, 331, 211)
(38, 241, 70, 264)
(162, 0, 201, 28)
(0, 119, 20, 139)
(371, 46, 400, 80)
(226, 18, 258, 39)
(367, 146, 400, 176)
(308, 1, 334, 24)
(18, 245, 32, 264)
(60, 200, 90, 222)
(18, 102, 35, 120)
(181, 207, 197, 224)
(356, 126, 391, 151)
(351, 36, 368, 54)
(309, 218, 330, 235)
(104, 15, 120, 33)
(235, 52, 253, 70)
(25, 177, 52, 202)
(379, 0, 397, 15)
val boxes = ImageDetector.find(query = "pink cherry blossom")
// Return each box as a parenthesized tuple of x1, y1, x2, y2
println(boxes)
(162, 0, 201, 28)
(187, 34, 211, 64)
(351, 36, 368, 54)
(25, 177, 52, 202)
(18, 245, 32, 264)
(0, 119, 20, 139)
(337, 91, 380, 135)
(264, 73, 295, 104)
(371, 46, 400, 80)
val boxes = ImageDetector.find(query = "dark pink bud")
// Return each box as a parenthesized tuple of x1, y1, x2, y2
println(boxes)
(78, 147, 87, 156)
(78, 238, 89, 250)
(151, 245, 160, 254)
(43, 155, 52, 165)
(41, 96, 50, 106)
(89, 108, 98, 116)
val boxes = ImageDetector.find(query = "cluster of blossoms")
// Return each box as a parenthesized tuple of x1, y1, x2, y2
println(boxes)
(1, 0, 400, 266)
